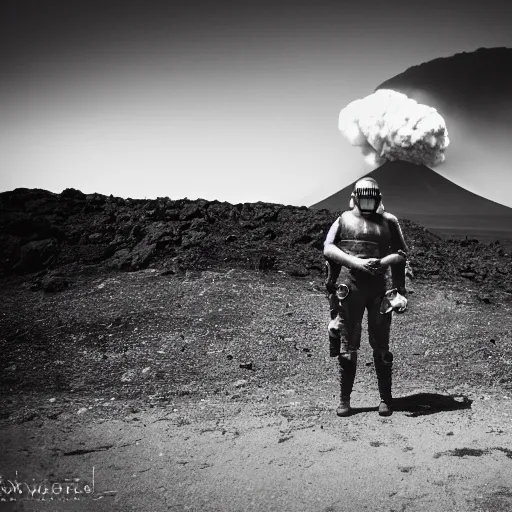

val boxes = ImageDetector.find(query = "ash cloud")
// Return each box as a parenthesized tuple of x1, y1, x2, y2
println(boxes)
(338, 89, 450, 167)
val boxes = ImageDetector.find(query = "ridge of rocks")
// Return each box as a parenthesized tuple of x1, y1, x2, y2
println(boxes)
(1, 188, 510, 295)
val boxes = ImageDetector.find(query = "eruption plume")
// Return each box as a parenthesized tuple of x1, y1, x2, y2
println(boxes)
(338, 89, 449, 167)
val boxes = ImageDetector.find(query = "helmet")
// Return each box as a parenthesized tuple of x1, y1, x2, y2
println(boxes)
(350, 177, 382, 216)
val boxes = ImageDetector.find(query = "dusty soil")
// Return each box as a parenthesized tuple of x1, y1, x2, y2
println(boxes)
(2, 267, 512, 511)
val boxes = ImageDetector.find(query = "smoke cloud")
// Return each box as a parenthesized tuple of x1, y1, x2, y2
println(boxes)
(338, 89, 449, 167)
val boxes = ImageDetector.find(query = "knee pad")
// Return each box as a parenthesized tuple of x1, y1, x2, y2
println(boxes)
(328, 317, 342, 338)
(374, 350, 393, 366)
(339, 351, 357, 363)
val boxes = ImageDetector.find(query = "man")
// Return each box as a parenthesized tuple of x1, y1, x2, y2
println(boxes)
(323, 176, 408, 417)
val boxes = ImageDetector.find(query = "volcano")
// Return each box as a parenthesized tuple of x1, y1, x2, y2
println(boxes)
(372, 47, 512, 210)
(313, 47, 512, 244)
(311, 160, 512, 244)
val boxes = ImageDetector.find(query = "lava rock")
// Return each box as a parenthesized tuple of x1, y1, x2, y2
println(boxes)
(41, 272, 70, 293)
(14, 238, 59, 273)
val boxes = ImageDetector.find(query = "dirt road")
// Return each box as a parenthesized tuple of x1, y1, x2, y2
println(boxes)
(2, 385, 512, 512)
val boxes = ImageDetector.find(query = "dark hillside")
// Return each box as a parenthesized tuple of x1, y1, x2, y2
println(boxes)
(1, 187, 511, 296)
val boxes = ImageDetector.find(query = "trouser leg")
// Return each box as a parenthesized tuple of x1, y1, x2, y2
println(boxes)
(329, 288, 364, 416)
(368, 296, 393, 415)
(339, 351, 358, 397)
(327, 282, 363, 358)
(373, 349, 393, 405)
(336, 352, 357, 416)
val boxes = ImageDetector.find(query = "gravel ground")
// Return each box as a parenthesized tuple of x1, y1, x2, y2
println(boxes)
(1, 267, 512, 511)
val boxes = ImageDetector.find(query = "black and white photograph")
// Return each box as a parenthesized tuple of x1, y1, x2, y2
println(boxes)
(1, 1, 512, 511)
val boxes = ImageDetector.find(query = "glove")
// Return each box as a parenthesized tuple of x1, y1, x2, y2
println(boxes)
(380, 289, 408, 314)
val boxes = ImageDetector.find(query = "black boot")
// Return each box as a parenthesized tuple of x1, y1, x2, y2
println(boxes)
(374, 350, 393, 416)
(336, 352, 357, 417)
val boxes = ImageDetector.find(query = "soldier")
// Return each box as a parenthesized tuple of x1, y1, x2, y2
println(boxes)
(323, 176, 408, 417)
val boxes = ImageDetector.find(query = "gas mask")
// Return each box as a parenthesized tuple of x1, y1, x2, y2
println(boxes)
(351, 178, 382, 216)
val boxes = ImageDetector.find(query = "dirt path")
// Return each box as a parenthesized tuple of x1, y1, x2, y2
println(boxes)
(2, 385, 512, 512)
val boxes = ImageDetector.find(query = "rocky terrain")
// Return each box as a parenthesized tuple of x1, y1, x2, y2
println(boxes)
(1, 187, 511, 296)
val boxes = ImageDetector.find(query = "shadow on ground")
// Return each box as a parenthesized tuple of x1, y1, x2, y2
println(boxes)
(394, 392, 472, 417)
(350, 393, 472, 416)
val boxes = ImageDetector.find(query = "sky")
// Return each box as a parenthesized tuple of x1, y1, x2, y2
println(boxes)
(1, 0, 512, 207)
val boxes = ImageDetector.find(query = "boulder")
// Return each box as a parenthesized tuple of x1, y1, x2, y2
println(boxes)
(14, 238, 59, 273)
